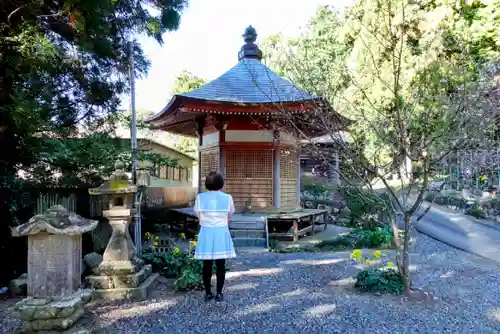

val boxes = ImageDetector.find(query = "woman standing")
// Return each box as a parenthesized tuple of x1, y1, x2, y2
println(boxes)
(194, 171, 236, 302)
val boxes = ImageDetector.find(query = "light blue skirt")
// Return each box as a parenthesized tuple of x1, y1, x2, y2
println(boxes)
(194, 225, 236, 260)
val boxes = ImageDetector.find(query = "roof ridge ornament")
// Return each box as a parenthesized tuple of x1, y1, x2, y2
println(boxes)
(238, 25, 262, 61)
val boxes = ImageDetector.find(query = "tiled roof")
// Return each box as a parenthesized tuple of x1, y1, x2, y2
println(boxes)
(301, 133, 349, 144)
(177, 58, 317, 104)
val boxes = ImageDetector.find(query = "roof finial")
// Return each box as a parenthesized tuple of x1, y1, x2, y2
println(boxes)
(243, 25, 257, 43)
(238, 25, 262, 61)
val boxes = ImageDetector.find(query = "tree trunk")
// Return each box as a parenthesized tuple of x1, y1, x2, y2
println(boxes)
(402, 213, 411, 294)
(399, 155, 413, 185)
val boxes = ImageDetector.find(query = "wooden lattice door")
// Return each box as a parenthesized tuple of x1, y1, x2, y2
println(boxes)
(200, 148, 220, 192)
(224, 148, 273, 211)
(280, 148, 298, 208)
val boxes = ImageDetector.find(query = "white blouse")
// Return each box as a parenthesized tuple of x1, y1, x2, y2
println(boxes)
(194, 191, 235, 228)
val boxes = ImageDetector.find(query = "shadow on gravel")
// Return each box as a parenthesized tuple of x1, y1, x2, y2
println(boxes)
(4, 246, 500, 333)
(93, 250, 483, 334)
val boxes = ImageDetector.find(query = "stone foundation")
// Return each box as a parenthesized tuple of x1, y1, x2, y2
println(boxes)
(89, 272, 159, 301)
(87, 265, 152, 290)
(12, 289, 96, 333)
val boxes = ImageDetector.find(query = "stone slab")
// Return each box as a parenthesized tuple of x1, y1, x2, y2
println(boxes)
(13, 290, 92, 322)
(233, 237, 267, 248)
(15, 311, 102, 334)
(91, 273, 159, 301)
(28, 233, 83, 298)
(13, 290, 94, 332)
(86, 265, 152, 289)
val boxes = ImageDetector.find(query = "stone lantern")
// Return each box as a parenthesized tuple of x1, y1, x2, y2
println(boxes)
(137, 160, 153, 187)
(11, 205, 99, 332)
(86, 161, 157, 300)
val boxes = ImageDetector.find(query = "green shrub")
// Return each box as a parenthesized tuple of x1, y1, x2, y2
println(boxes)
(350, 226, 393, 248)
(337, 186, 393, 228)
(302, 182, 331, 198)
(426, 191, 494, 219)
(315, 236, 356, 250)
(465, 205, 486, 219)
(482, 197, 500, 216)
(354, 268, 404, 294)
(269, 226, 394, 253)
(142, 236, 203, 291)
(425, 192, 468, 209)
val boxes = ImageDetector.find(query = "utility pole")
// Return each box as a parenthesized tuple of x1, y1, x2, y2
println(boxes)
(128, 41, 142, 255)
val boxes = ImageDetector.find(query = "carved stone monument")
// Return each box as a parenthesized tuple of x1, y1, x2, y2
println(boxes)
(11, 205, 99, 333)
(86, 161, 157, 300)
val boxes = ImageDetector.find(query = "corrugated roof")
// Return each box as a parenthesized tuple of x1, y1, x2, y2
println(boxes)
(177, 58, 317, 104)
(301, 133, 349, 144)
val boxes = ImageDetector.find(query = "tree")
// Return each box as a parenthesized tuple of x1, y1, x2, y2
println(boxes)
(0, 0, 188, 225)
(169, 70, 206, 154)
(172, 70, 206, 94)
(262, 0, 500, 294)
(0, 0, 187, 286)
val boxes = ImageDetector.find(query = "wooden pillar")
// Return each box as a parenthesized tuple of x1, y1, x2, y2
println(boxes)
(273, 129, 281, 209)
(297, 149, 301, 207)
(328, 152, 340, 185)
(310, 215, 315, 235)
(219, 124, 226, 177)
(273, 147, 280, 209)
(334, 152, 340, 185)
(292, 219, 298, 242)
(197, 119, 204, 193)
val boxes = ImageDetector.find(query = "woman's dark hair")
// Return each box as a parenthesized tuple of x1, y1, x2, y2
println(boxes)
(205, 171, 224, 191)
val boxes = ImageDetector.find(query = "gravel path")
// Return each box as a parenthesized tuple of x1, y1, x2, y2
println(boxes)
(2, 233, 500, 333)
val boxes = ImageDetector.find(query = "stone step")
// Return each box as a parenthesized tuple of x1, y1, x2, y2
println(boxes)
(233, 237, 267, 248)
(230, 229, 266, 238)
(230, 215, 267, 222)
(230, 221, 267, 230)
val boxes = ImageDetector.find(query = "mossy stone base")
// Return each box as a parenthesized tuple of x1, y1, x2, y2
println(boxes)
(86, 265, 152, 289)
(90, 273, 158, 301)
(12, 290, 95, 333)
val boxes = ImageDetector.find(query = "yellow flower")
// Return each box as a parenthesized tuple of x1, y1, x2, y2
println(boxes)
(173, 247, 181, 255)
(154, 236, 159, 241)
(350, 249, 363, 262)
(179, 233, 186, 240)
(153, 242, 159, 247)
(189, 240, 197, 248)
(366, 259, 373, 265)
(374, 250, 382, 259)
(387, 261, 394, 267)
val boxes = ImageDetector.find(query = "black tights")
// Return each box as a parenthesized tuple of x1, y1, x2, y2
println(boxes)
(202, 259, 226, 295)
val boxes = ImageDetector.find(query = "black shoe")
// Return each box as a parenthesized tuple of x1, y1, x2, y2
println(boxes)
(215, 293, 224, 302)
(205, 293, 214, 302)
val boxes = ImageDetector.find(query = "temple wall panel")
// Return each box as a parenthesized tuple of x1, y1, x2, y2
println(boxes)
(225, 130, 274, 143)
(201, 131, 220, 148)
(226, 121, 265, 131)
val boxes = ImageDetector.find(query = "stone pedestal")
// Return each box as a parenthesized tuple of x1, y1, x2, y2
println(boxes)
(11, 206, 100, 333)
(86, 161, 157, 301)
(12, 289, 96, 333)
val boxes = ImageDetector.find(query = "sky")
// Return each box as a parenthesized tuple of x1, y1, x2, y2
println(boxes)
(130, 0, 353, 114)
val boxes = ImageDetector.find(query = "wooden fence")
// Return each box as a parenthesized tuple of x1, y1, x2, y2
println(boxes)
(36, 192, 78, 214)
(37, 186, 196, 216)
(35, 186, 196, 252)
